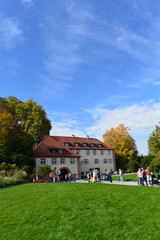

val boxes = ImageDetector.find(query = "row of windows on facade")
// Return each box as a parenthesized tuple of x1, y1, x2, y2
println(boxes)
(49, 149, 112, 155)
(40, 158, 112, 165)
(73, 149, 112, 155)
(64, 142, 103, 147)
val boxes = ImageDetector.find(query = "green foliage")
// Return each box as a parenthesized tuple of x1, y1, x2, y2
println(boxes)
(138, 155, 154, 169)
(5, 96, 52, 140)
(128, 160, 139, 172)
(37, 164, 51, 178)
(0, 134, 35, 172)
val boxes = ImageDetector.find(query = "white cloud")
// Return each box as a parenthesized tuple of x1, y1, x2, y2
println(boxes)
(50, 121, 86, 138)
(85, 101, 160, 154)
(48, 100, 160, 155)
(0, 16, 23, 49)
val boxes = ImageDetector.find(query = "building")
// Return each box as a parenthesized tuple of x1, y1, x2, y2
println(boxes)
(34, 136, 116, 179)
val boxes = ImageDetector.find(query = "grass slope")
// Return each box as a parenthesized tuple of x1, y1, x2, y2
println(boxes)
(1, 183, 160, 240)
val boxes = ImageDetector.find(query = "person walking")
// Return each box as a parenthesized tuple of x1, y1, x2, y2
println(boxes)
(141, 168, 147, 186)
(119, 169, 123, 181)
(137, 168, 143, 185)
(146, 166, 151, 185)
(108, 169, 112, 183)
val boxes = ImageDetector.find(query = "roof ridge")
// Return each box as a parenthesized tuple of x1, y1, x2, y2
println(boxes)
(33, 136, 48, 150)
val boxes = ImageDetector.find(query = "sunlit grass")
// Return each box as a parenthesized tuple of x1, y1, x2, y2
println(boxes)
(1, 183, 160, 240)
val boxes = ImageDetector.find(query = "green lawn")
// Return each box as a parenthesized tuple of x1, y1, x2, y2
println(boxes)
(112, 173, 138, 181)
(1, 183, 160, 240)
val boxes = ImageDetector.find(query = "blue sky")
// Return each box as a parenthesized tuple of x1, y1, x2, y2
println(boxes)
(1, 0, 160, 155)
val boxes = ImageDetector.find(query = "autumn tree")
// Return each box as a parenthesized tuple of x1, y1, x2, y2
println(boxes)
(103, 123, 138, 170)
(0, 96, 52, 140)
(0, 101, 35, 171)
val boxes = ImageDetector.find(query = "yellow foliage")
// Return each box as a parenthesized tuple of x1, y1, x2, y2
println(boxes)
(103, 123, 137, 161)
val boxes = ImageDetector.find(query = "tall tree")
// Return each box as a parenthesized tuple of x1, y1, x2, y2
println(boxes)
(148, 123, 160, 171)
(103, 123, 138, 170)
(148, 124, 160, 155)
(0, 96, 52, 140)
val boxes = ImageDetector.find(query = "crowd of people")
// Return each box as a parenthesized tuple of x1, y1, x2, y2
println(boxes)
(87, 169, 102, 183)
(137, 166, 160, 186)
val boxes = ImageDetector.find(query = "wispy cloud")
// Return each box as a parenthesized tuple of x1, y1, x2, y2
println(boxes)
(21, 0, 33, 6)
(0, 15, 23, 49)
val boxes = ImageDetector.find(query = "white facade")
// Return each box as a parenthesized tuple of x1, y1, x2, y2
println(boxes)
(36, 157, 79, 176)
(73, 149, 114, 176)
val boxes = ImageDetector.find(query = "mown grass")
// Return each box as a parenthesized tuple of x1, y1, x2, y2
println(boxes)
(112, 173, 138, 181)
(1, 183, 160, 240)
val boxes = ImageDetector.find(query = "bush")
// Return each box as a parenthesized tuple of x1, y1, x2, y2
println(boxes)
(0, 170, 26, 188)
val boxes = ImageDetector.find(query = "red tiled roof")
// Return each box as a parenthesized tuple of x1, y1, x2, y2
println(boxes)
(34, 136, 80, 158)
(34, 136, 114, 158)
(50, 136, 114, 150)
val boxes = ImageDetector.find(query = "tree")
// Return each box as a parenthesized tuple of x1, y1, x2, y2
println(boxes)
(0, 96, 52, 140)
(148, 123, 160, 171)
(37, 165, 51, 179)
(103, 123, 138, 170)
(148, 124, 160, 155)
(0, 102, 21, 150)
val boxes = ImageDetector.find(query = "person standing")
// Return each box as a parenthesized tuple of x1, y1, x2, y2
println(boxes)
(108, 169, 112, 183)
(119, 169, 123, 182)
(146, 166, 151, 185)
(137, 168, 143, 185)
(49, 172, 53, 182)
(141, 168, 147, 186)
(87, 172, 90, 183)
(68, 173, 71, 183)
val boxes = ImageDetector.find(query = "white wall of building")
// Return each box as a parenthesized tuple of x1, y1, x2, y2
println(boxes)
(72, 149, 115, 176)
(36, 157, 79, 176)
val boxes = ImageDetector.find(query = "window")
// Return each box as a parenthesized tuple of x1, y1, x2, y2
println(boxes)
(64, 142, 69, 146)
(49, 149, 56, 153)
(74, 143, 79, 147)
(40, 158, 46, 165)
(70, 159, 75, 164)
(84, 159, 88, 164)
(51, 158, 57, 165)
(86, 150, 90, 155)
(83, 143, 87, 147)
(93, 150, 96, 155)
(104, 159, 107, 164)
(94, 159, 99, 164)
(90, 143, 94, 147)
(100, 150, 103, 155)
(60, 158, 65, 164)
(58, 149, 64, 153)
(75, 149, 80, 155)
(107, 150, 111, 155)
(108, 159, 112, 164)
(98, 144, 102, 147)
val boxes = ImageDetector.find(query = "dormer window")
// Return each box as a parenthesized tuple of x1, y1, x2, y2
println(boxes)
(49, 149, 56, 153)
(74, 143, 79, 147)
(64, 142, 69, 146)
(82, 143, 87, 147)
(90, 143, 95, 147)
(98, 144, 102, 147)
(58, 149, 64, 153)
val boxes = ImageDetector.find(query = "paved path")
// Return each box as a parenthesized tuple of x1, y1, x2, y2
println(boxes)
(76, 180, 139, 186)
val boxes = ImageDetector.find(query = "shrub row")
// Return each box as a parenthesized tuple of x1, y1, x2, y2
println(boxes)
(0, 174, 26, 188)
